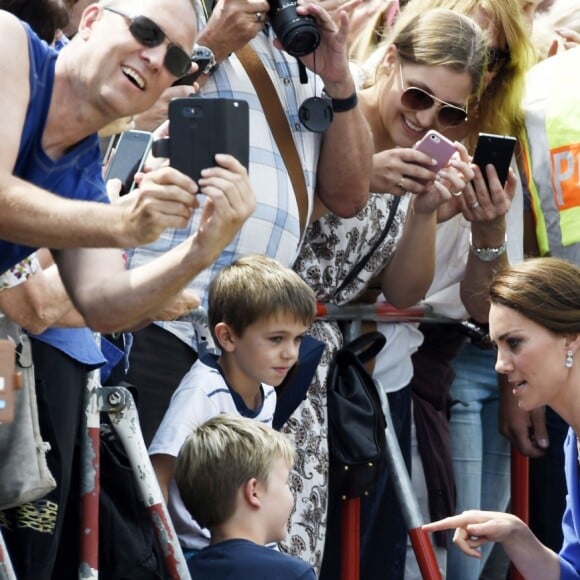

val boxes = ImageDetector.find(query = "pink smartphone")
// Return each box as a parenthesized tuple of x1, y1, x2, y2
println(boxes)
(413, 130, 456, 184)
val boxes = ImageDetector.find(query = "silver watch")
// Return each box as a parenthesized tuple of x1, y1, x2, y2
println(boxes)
(469, 233, 507, 262)
(191, 45, 218, 76)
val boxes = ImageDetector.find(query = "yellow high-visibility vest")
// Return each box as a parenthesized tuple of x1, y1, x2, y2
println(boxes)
(521, 46, 580, 259)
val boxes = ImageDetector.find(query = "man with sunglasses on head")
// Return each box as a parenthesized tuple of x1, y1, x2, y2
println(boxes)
(0, 1, 256, 578)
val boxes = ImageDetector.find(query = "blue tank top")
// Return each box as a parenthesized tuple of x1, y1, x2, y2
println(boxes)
(2, 23, 109, 367)
(0, 21, 108, 273)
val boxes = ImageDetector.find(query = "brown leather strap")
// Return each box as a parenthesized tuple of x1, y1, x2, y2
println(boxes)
(236, 44, 308, 233)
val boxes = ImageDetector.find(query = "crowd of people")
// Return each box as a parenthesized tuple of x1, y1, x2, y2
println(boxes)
(1, 0, 580, 578)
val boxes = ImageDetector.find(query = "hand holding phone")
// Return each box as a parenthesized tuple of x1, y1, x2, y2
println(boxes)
(413, 130, 457, 184)
(472, 133, 517, 188)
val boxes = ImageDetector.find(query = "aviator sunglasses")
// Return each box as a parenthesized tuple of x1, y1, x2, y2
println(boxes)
(398, 62, 468, 128)
(105, 8, 191, 78)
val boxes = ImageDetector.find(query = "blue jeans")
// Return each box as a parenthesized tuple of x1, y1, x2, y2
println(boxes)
(447, 343, 510, 580)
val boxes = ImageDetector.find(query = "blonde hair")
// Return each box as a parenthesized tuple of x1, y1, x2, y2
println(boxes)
(208, 254, 316, 342)
(175, 414, 295, 529)
(532, 0, 580, 60)
(349, 0, 400, 65)
(363, 9, 487, 102)
(392, 0, 536, 147)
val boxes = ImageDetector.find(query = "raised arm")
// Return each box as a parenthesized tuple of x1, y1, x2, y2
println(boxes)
(298, 2, 372, 217)
(55, 155, 255, 333)
(423, 510, 560, 580)
(0, 12, 199, 252)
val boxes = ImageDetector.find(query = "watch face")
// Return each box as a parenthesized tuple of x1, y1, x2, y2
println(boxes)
(192, 46, 216, 74)
(193, 58, 213, 74)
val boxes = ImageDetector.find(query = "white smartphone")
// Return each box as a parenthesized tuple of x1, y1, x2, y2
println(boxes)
(104, 130, 153, 195)
(413, 130, 456, 184)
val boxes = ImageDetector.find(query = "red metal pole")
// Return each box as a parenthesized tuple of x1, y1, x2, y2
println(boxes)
(509, 447, 529, 580)
(408, 528, 442, 580)
(341, 497, 360, 580)
(80, 370, 101, 578)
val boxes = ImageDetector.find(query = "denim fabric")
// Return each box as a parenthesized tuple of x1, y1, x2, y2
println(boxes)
(447, 343, 511, 580)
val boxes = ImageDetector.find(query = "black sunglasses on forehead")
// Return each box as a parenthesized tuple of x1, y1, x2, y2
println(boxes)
(105, 7, 191, 78)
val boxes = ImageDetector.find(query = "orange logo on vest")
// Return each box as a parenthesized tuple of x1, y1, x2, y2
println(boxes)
(550, 143, 580, 210)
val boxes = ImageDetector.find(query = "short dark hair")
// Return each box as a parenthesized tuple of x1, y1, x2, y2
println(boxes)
(0, 0, 70, 43)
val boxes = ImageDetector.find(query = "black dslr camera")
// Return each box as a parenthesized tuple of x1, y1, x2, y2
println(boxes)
(268, 0, 321, 57)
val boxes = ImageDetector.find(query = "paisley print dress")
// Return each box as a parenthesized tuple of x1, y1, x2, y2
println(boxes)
(279, 192, 410, 571)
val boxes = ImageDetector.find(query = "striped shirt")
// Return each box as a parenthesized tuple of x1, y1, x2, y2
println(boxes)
(127, 29, 322, 349)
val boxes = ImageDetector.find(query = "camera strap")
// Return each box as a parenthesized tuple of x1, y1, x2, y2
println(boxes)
(236, 43, 308, 235)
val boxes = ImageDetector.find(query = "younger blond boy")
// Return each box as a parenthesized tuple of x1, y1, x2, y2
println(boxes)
(176, 414, 317, 578)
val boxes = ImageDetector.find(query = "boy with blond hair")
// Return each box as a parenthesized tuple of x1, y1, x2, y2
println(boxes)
(176, 414, 316, 578)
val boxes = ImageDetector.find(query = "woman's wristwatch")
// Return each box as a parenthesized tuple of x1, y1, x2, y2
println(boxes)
(469, 233, 507, 262)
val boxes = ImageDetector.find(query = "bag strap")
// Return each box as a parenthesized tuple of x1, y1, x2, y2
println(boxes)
(236, 44, 308, 234)
(332, 194, 402, 298)
(342, 331, 386, 365)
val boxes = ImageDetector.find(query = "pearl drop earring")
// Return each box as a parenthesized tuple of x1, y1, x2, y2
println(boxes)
(565, 350, 574, 369)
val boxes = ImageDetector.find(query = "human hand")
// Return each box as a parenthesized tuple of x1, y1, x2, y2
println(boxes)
(319, 0, 361, 16)
(117, 166, 199, 246)
(291, 0, 353, 93)
(197, 0, 270, 62)
(499, 375, 548, 457)
(423, 510, 526, 559)
(192, 154, 256, 263)
(150, 289, 201, 321)
(407, 141, 471, 220)
(548, 28, 580, 57)
(133, 85, 196, 133)
(438, 155, 515, 225)
(414, 145, 472, 216)
(371, 147, 441, 195)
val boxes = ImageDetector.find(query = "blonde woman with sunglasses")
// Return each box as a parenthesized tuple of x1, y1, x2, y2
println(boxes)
(328, 4, 525, 577)
(285, 9, 511, 580)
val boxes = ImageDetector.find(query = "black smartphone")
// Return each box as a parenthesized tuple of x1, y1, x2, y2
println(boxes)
(472, 132, 517, 188)
(168, 97, 249, 182)
(103, 130, 153, 195)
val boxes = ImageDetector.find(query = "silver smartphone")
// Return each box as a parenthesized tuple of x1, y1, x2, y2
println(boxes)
(104, 130, 153, 195)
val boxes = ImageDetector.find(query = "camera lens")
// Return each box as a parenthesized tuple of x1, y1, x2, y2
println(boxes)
(268, 0, 321, 57)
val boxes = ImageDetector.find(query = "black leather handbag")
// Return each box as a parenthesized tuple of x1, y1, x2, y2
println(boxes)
(327, 331, 387, 500)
